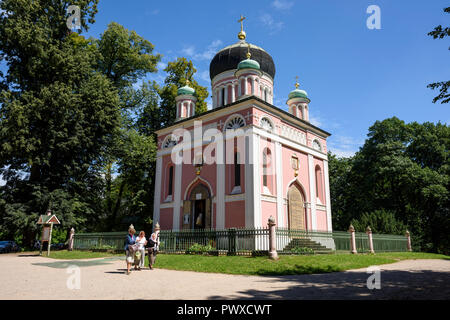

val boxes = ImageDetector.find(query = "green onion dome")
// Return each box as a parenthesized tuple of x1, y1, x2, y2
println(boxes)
(177, 82, 195, 96)
(288, 88, 308, 99)
(237, 57, 260, 71)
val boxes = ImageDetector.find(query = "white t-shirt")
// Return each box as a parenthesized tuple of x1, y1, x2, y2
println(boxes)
(136, 237, 146, 249)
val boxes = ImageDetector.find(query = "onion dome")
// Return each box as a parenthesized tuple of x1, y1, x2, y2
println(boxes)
(210, 15, 275, 80)
(288, 79, 309, 100)
(177, 80, 195, 96)
(210, 41, 275, 80)
(237, 45, 260, 71)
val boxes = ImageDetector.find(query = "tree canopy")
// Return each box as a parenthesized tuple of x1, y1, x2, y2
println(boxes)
(427, 7, 450, 104)
(329, 118, 449, 253)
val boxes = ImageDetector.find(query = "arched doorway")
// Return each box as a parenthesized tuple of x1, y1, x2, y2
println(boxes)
(287, 183, 306, 230)
(183, 183, 212, 230)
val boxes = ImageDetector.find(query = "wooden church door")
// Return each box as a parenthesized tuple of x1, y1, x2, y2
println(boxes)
(288, 183, 306, 230)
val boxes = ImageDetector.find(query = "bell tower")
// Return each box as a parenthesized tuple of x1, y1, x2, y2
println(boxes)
(287, 77, 310, 121)
(175, 80, 196, 122)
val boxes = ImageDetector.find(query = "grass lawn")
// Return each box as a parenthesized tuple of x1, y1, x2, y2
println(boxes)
(43, 250, 123, 260)
(150, 252, 448, 276)
(45, 250, 448, 276)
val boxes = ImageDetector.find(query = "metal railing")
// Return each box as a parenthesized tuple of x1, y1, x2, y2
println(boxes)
(72, 228, 408, 254)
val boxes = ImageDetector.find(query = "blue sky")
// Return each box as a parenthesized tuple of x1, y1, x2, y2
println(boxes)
(3, 0, 450, 159)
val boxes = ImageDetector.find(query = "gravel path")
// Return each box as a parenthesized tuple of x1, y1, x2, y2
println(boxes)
(0, 253, 449, 300)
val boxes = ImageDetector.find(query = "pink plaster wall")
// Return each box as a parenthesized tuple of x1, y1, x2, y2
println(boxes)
(316, 209, 328, 231)
(314, 158, 325, 204)
(159, 208, 173, 230)
(225, 201, 246, 228)
(281, 145, 310, 201)
(261, 201, 277, 226)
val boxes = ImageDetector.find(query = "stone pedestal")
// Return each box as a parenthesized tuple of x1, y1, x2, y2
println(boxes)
(348, 224, 357, 254)
(366, 226, 374, 254)
(405, 230, 412, 252)
(68, 227, 75, 251)
(268, 216, 279, 260)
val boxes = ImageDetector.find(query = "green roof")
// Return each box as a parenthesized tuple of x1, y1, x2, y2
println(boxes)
(288, 88, 309, 100)
(237, 58, 260, 71)
(177, 85, 195, 96)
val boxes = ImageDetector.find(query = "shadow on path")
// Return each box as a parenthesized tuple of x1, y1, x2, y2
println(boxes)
(208, 269, 450, 300)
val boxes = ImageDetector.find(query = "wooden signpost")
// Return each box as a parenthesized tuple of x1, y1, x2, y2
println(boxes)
(37, 209, 61, 256)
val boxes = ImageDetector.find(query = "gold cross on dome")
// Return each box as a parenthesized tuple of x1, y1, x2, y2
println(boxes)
(238, 15, 246, 31)
(295, 76, 300, 89)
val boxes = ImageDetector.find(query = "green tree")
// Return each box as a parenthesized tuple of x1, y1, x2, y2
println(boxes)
(92, 22, 160, 230)
(0, 0, 120, 246)
(328, 118, 449, 253)
(328, 152, 354, 231)
(351, 209, 406, 235)
(158, 57, 208, 128)
(427, 7, 450, 104)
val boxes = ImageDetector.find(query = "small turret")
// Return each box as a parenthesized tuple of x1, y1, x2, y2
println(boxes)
(287, 77, 310, 121)
(175, 80, 197, 121)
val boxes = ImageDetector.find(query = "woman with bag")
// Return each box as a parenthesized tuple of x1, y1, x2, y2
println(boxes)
(124, 225, 136, 275)
(135, 231, 147, 270)
(147, 232, 159, 270)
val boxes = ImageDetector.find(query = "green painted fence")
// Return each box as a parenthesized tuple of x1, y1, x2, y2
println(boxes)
(73, 228, 408, 254)
(73, 231, 127, 251)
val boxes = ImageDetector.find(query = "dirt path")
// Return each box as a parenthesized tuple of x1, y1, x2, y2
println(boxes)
(0, 253, 449, 300)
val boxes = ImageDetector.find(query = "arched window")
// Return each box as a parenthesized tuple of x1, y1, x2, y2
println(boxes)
(224, 114, 245, 130)
(234, 152, 240, 187)
(163, 135, 178, 149)
(298, 106, 303, 119)
(313, 139, 322, 151)
(168, 166, 174, 196)
(315, 165, 323, 203)
(264, 88, 268, 102)
(221, 87, 225, 106)
(260, 117, 273, 132)
(262, 148, 272, 194)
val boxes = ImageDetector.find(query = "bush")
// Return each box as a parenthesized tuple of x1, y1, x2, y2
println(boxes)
(90, 244, 116, 250)
(186, 243, 215, 254)
(351, 209, 407, 235)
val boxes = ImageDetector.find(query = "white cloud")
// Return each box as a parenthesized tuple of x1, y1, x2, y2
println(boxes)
(156, 61, 167, 70)
(328, 149, 356, 158)
(327, 135, 364, 158)
(198, 70, 210, 83)
(181, 40, 223, 61)
(260, 14, 284, 34)
(206, 99, 213, 110)
(271, 0, 294, 10)
(181, 45, 196, 57)
(309, 115, 322, 127)
(145, 8, 159, 15)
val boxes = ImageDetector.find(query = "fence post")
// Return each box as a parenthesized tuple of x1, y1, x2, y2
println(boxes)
(348, 224, 357, 254)
(228, 228, 236, 255)
(68, 227, 75, 251)
(268, 216, 279, 260)
(366, 226, 374, 254)
(405, 230, 412, 252)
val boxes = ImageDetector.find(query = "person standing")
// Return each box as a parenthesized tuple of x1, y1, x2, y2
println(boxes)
(135, 231, 147, 270)
(147, 232, 159, 270)
(124, 225, 136, 275)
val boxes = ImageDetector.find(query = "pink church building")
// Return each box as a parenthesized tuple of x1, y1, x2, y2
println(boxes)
(153, 23, 332, 234)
